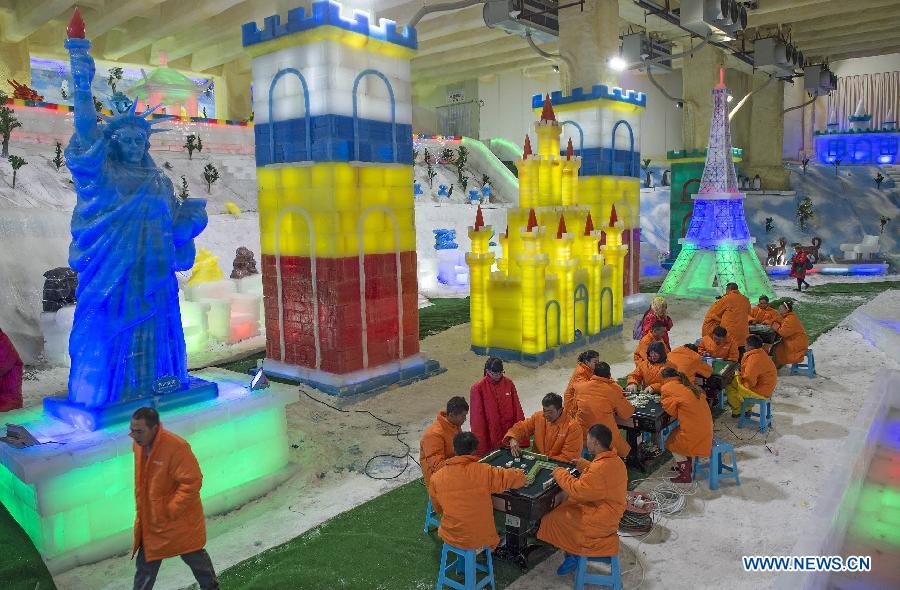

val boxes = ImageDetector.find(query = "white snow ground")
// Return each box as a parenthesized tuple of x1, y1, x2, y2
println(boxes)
(44, 283, 899, 590)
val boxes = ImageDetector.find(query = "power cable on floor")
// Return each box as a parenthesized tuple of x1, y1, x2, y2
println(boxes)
(297, 387, 422, 481)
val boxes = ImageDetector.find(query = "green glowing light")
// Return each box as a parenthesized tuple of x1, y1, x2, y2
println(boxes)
(658, 244, 775, 301)
(0, 401, 291, 563)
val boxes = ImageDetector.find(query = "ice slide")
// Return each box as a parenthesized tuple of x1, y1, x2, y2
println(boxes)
(461, 137, 519, 204)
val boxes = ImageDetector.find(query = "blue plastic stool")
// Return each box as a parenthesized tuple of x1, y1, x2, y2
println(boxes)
(738, 397, 772, 433)
(659, 419, 680, 452)
(692, 439, 741, 491)
(436, 543, 495, 590)
(790, 349, 816, 378)
(424, 496, 440, 533)
(717, 388, 726, 410)
(573, 555, 622, 590)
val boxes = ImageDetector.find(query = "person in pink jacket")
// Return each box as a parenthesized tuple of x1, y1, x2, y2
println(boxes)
(0, 327, 23, 412)
(641, 296, 674, 349)
(469, 357, 527, 457)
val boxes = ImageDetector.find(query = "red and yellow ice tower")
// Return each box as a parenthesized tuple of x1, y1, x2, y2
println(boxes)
(468, 97, 626, 364)
(244, 1, 438, 395)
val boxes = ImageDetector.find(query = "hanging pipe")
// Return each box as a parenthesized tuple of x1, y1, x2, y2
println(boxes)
(630, 34, 712, 69)
(729, 75, 775, 120)
(408, 0, 487, 28)
(784, 95, 818, 114)
(525, 31, 574, 93)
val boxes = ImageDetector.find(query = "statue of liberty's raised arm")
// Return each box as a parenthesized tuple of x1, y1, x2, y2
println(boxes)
(51, 10, 212, 422)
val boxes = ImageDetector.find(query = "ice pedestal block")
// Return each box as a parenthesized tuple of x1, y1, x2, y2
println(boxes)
(263, 354, 444, 396)
(44, 377, 219, 431)
(0, 369, 294, 573)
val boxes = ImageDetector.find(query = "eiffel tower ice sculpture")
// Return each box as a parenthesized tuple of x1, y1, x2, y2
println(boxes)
(658, 69, 774, 301)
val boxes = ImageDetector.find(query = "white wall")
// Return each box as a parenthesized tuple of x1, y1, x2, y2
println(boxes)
(619, 69, 684, 160)
(831, 53, 900, 77)
(478, 70, 561, 145)
(477, 68, 683, 160)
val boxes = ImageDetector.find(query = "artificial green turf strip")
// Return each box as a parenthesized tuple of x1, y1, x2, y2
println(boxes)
(218, 480, 552, 590)
(419, 297, 471, 339)
(0, 503, 56, 590)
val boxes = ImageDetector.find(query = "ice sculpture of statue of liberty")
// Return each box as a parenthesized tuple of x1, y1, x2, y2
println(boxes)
(45, 13, 217, 428)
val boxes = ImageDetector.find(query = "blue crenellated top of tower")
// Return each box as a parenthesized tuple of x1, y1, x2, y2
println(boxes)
(242, 0, 417, 50)
(531, 85, 647, 110)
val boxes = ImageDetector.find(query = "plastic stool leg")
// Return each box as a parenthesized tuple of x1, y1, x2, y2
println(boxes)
(485, 549, 496, 590)
(465, 550, 476, 590)
(709, 448, 721, 491)
(611, 556, 623, 590)
(574, 556, 587, 589)
(437, 545, 450, 590)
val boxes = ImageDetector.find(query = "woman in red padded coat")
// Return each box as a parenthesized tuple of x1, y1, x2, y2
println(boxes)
(469, 357, 527, 457)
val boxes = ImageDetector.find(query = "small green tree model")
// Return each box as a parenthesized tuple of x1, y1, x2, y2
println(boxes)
(9, 154, 27, 188)
(641, 158, 652, 187)
(0, 90, 22, 158)
(801, 157, 810, 174)
(797, 196, 814, 231)
(481, 173, 491, 187)
(454, 145, 469, 186)
(423, 148, 437, 188)
(52, 141, 64, 171)
(765, 217, 774, 234)
(184, 134, 202, 159)
(833, 159, 841, 177)
(106, 67, 124, 93)
(460, 175, 470, 195)
(874, 172, 885, 188)
(203, 163, 219, 193)
(440, 147, 455, 164)
(880, 215, 890, 234)
(178, 175, 190, 202)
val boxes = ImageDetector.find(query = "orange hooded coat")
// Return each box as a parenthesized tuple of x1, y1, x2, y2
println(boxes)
(698, 334, 739, 361)
(536, 450, 627, 557)
(773, 311, 809, 366)
(429, 456, 526, 550)
(627, 360, 675, 392)
(739, 348, 778, 397)
(132, 427, 207, 562)
(420, 411, 461, 491)
(702, 290, 751, 346)
(660, 378, 713, 457)
(633, 332, 670, 363)
(572, 376, 634, 458)
(667, 346, 713, 380)
(504, 411, 583, 462)
(563, 363, 594, 418)
(750, 305, 780, 326)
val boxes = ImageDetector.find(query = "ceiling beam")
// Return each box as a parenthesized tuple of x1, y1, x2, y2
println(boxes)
(800, 29, 900, 53)
(748, 0, 833, 14)
(790, 5, 900, 36)
(84, 0, 167, 38)
(413, 35, 541, 71)
(416, 5, 487, 40)
(3, 0, 75, 42)
(416, 28, 510, 58)
(414, 56, 550, 87)
(414, 46, 549, 80)
(103, 0, 245, 60)
(792, 19, 900, 43)
(804, 37, 900, 61)
(191, 40, 246, 73)
(824, 45, 900, 63)
(748, 0, 900, 27)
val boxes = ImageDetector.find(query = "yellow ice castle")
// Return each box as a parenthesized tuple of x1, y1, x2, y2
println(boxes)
(468, 97, 627, 364)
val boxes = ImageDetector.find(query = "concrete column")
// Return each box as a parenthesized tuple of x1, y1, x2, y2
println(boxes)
(216, 61, 252, 121)
(680, 45, 726, 151)
(558, 0, 619, 89)
(744, 77, 788, 189)
(0, 38, 31, 89)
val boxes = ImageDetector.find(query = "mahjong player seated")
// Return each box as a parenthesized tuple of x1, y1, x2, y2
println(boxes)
(502, 393, 582, 462)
